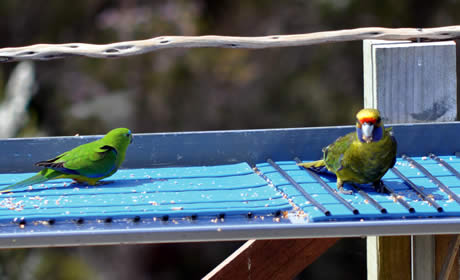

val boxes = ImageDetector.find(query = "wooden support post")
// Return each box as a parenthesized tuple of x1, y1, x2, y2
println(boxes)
(367, 236, 411, 280)
(436, 235, 460, 280)
(363, 39, 457, 280)
(413, 235, 435, 280)
(203, 238, 339, 280)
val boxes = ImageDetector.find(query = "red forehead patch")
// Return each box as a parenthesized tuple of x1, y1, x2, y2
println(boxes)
(359, 117, 376, 124)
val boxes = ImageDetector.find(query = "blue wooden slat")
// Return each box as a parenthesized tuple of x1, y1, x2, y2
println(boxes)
(0, 163, 292, 223)
(266, 159, 331, 216)
(402, 155, 460, 204)
(2, 155, 458, 224)
(256, 156, 460, 221)
(430, 153, 460, 180)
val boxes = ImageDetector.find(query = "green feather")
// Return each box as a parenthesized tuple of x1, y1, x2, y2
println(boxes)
(325, 127, 396, 186)
(1, 169, 61, 192)
(1, 128, 133, 193)
(298, 109, 397, 194)
(297, 159, 325, 168)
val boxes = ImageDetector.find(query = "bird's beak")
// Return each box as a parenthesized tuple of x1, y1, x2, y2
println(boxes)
(361, 122, 374, 143)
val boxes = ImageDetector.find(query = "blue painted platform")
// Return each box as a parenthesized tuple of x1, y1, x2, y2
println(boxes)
(257, 156, 460, 221)
(0, 163, 291, 222)
(0, 156, 458, 224)
(0, 122, 458, 248)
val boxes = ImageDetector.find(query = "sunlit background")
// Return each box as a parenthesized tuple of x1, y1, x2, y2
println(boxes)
(0, 1, 459, 279)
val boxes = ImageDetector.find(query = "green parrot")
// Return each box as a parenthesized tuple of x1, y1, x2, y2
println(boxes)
(298, 109, 397, 194)
(0, 128, 133, 193)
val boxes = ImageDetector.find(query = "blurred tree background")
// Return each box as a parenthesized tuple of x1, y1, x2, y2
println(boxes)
(0, 0, 459, 279)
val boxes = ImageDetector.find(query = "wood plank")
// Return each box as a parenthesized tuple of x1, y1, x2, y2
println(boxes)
(367, 236, 411, 280)
(203, 238, 339, 280)
(436, 235, 460, 280)
(363, 40, 457, 123)
(413, 235, 435, 280)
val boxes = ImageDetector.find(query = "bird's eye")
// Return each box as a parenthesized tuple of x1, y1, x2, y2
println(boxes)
(125, 130, 132, 137)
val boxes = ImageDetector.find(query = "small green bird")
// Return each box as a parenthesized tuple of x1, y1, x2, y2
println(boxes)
(298, 109, 397, 194)
(1, 128, 133, 193)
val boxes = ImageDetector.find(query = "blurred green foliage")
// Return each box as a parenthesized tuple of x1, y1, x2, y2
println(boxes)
(0, 0, 459, 279)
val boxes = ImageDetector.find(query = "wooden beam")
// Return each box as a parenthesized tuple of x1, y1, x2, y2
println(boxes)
(203, 238, 339, 280)
(436, 235, 460, 280)
(367, 236, 411, 280)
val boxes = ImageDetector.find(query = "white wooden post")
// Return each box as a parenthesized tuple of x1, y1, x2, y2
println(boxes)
(364, 40, 456, 122)
(363, 39, 457, 280)
(412, 235, 436, 280)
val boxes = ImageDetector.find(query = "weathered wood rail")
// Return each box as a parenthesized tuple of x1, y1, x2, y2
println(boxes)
(1, 26, 460, 62)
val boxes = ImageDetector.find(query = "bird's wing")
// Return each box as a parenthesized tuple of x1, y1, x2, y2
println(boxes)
(35, 142, 118, 178)
(385, 127, 398, 168)
(323, 132, 355, 173)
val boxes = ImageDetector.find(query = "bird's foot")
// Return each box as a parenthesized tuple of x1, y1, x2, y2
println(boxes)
(338, 186, 353, 195)
(337, 179, 353, 195)
(96, 181, 113, 186)
(71, 180, 113, 186)
(373, 181, 389, 194)
(71, 181, 88, 186)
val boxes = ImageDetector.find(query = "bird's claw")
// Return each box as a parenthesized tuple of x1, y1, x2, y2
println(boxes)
(338, 186, 353, 195)
(373, 181, 389, 194)
(96, 181, 113, 186)
(71, 180, 113, 186)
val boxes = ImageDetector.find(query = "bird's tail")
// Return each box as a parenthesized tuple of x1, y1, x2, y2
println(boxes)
(0, 169, 60, 193)
(297, 160, 326, 169)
